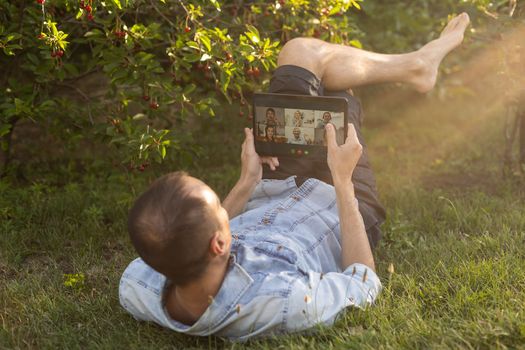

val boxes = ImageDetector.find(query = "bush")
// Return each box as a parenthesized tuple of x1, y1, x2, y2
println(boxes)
(0, 0, 366, 176)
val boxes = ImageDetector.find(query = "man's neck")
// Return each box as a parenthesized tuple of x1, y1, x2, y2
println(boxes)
(166, 256, 230, 325)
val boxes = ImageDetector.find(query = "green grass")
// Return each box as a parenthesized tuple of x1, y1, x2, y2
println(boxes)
(1, 89, 525, 349)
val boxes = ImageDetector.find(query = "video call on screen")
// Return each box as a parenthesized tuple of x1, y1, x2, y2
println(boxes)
(255, 107, 345, 146)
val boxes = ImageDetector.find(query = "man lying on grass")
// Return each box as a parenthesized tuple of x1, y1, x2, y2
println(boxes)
(119, 13, 470, 340)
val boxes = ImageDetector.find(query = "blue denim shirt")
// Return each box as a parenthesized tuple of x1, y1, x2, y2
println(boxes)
(119, 177, 381, 341)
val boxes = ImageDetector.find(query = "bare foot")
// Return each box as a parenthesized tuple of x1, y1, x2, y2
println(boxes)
(411, 13, 470, 93)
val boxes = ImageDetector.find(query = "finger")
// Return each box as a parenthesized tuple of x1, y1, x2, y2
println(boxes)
(261, 157, 278, 171)
(244, 127, 252, 140)
(345, 123, 359, 144)
(241, 129, 247, 151)
(269, 157, 279, 170)
(325, 123, 338, 150)
(262, 158, 276, 171)
(243, 128, 255, 151)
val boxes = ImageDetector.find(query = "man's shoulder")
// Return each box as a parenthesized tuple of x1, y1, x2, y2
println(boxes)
(119, 258, 170, 324)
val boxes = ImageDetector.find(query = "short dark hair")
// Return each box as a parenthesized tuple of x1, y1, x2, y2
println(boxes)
(128, 172, 220, 286)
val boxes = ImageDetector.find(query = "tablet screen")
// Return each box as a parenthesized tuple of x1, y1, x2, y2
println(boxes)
(253, 93, 348, 158)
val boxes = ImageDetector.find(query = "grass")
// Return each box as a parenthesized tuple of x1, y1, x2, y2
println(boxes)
(1, 85, 525, 349)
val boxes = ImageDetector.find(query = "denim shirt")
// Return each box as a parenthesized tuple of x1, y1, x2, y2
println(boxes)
(119, 177, 381, 341)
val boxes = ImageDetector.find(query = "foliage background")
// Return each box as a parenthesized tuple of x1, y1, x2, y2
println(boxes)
(1, 0, 519, 179)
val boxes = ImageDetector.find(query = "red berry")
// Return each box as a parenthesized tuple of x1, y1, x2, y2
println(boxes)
(253, 67, 260, 77)
(246, 68, 254, 76)
(225, 52, 233, 60)
(239, 111, 244, 117)
(56, 50, 64, 57)
(138, 165, 145, 172)
(80, 0, 85, 8)
(279, 0, 285, 5)
(50, 51, 57, 58)
(247, 114, 253, 120)
(85, 4, 92, 12)
(37, 0, 45, 4)
(150, 102, 159, 109)
(313, 29, 321, 38)
(37, 33, 45, 40)
(143, 95, 150, 101)
(87, 13, 94, 21)
(184, 26, 191, 33)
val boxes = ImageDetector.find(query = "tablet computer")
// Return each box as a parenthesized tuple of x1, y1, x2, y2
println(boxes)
(253, 92, 348, 159)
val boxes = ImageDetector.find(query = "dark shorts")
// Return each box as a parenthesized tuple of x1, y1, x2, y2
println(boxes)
(263, 65, 386, 248)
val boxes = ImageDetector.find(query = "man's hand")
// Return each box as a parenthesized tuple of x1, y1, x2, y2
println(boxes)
(223, 128, 279, 219)
(240, 128, 279, 185)
(325, 123, 362, 186)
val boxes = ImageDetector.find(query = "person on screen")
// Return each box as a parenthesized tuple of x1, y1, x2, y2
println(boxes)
(292, 110, 303, 127)
(316, 111, 332, 128)
(264, 125, 276, 142)
(265, 108, 280, 127)
(119, 13, 470, 341)
(289, 127, 307, 145)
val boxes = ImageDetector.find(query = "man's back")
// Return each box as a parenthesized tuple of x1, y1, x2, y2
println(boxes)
(120, 177, 381, 340)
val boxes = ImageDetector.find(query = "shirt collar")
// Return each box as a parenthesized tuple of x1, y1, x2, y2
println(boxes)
(161, 254, 253, 333)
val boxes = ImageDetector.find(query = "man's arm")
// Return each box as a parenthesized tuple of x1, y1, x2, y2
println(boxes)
(325, 123, 375, 271)
(222, 177, 258, 219)
(222, 128, 279, 218)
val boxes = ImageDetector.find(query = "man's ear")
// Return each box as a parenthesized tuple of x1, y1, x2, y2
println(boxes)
(209, 231, 228, 256)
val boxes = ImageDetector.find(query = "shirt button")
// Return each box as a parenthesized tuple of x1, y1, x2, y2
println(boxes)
(261, 218, 270, 225)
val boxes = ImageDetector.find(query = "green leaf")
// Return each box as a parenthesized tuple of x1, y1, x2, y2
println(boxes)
(186, 41, 201, 50)
(183, 84, 196, 95)
(349, 39, 362, 49)
(0, 124, 11, 138)
(209, 0, 221, 11)
(245, 25, 260, 44)
(184, 52, 201, 62)
(199, 34, 211, 52)
(111, 0, 122, 9)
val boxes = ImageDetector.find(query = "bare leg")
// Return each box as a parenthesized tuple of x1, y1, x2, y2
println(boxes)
(277, 13, 470, 93)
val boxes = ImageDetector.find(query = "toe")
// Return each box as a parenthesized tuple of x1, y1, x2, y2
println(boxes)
(456, 13, 469, 28)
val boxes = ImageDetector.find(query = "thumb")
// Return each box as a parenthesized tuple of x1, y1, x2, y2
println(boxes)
(243, 128, 255, 150)
(345, 123, 359, 144)
(325, 123, 338, 150)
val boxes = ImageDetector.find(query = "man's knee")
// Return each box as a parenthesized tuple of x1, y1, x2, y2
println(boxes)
(278, 38, 325, 78)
